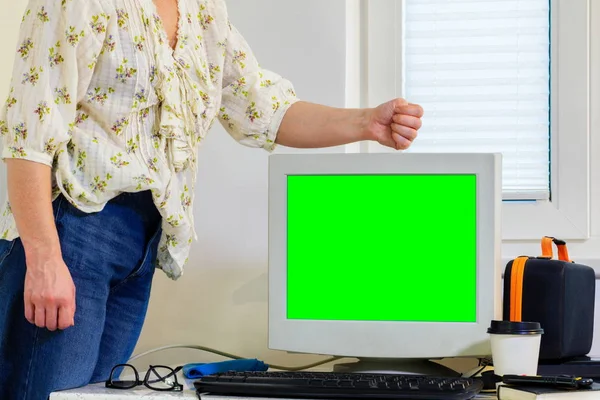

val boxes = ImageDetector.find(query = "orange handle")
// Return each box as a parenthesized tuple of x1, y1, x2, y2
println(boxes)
(510, 256, 528, 322)
(510, 237, 571, 323)
(541, 236, 571, 262)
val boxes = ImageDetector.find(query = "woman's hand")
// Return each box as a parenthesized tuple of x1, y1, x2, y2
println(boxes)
(24, 250, 76, 331)
(368, 98, 424, 150)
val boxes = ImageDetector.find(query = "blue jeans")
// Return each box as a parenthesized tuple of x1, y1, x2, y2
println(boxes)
(0, 191, 162, 400)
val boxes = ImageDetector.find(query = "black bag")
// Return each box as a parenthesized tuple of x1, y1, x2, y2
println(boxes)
(503, 237, 595, 361)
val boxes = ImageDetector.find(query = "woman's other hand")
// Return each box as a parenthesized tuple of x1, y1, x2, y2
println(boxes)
(24, 250, 76, 331)
(368, 98, 424, 150)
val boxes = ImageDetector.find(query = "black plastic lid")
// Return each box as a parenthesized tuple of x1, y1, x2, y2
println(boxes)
(487, 320, 544, 335)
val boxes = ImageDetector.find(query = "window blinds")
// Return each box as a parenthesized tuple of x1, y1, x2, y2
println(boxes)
(403, 0, 551, 199)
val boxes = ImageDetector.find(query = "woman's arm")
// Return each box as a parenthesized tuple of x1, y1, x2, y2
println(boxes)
(276, 99, 424, 150)
(6, 159, 75, 331)
(7, 160, 58, 254)
(1, 0, 105, 331)
(217, 11, 423, 151)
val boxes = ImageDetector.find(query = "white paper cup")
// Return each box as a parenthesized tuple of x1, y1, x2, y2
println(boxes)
(488, 320, 544, 376)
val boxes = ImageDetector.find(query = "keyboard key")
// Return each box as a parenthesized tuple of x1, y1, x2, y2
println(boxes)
(353, 380, 373, 388)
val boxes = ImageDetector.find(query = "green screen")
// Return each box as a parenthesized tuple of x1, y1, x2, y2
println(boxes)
(286, 174, 477, 323)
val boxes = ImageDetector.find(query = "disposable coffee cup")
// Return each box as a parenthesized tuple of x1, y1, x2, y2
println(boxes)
(487, 320, 543, 376)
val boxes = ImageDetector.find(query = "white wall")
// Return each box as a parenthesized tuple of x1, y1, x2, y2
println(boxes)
(0, 0, 599, 371)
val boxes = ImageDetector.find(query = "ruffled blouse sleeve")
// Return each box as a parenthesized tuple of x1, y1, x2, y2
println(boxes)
(218, 22, 299, 151)
(0, 0, 106, 166)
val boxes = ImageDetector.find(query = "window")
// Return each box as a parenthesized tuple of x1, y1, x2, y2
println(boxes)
(403, 0, 551, 201)
(356, 0, 591, 240)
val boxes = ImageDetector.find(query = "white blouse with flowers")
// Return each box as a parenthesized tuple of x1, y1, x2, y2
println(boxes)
(0, 0, 298, 279)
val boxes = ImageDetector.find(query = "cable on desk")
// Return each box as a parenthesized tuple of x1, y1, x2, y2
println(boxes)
(465, 357, 493, 379)
(127, 344, 345, 371)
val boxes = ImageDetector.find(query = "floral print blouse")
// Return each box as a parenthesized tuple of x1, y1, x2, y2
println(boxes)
(0, 0, 298, 279)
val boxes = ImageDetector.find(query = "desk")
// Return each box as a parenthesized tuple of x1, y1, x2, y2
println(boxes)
(49, 381, 197, 399)
(52, 383, 496, 400)
(51, 379, 496, 400)
(50, 367, 496, 400)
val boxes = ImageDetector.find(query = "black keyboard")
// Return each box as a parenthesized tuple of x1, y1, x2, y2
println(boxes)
(194, 371, 483, 399)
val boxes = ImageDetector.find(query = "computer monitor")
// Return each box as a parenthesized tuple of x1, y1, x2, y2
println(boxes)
(267, 152, 502, 375)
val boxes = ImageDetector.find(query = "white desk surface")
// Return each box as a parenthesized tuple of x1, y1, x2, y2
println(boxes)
(50, 378, 496, 400)
(49, 378, 197, 399)
(52, 382, 495, 400)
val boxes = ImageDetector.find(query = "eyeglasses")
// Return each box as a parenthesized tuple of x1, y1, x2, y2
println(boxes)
(105, 364, 184, 392)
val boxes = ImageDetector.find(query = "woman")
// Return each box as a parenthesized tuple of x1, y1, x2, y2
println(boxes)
(0, 0, 423, 398)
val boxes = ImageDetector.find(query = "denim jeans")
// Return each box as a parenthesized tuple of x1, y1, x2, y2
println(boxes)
(0, 191, 162, 400)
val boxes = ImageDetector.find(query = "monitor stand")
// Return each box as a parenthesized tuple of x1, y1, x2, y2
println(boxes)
(332, 358, 460, 377)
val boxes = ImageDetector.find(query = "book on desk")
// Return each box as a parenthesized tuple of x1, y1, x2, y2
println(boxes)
(497, 383, 600, 399)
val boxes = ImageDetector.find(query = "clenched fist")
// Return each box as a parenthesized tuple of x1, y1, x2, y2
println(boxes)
(367, 98, 424, 150)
